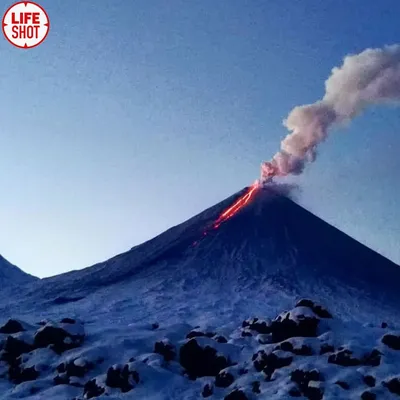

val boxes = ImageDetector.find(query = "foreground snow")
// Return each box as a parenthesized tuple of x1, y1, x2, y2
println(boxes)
(0, 299, 400, 399)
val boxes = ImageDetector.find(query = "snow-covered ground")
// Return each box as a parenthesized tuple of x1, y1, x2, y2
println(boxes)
(0, 184, 400, 399)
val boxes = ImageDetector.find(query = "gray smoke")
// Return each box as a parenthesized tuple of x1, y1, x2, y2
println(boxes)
(262, 44, 400, 179)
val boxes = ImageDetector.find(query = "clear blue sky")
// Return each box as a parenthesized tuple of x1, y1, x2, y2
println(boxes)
(1, 0, 399, 278)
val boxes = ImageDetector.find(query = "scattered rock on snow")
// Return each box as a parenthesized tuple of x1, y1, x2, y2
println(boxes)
(295, 299, 333, 319)
(154, 339, 176, 361)
(105, 364, 140, 393)
(363, 375, 376, 387)
(34, 320, 84, 354)
(383, 377, 400, 395)
(83, 378, 105, 399)
(242, 317, 271, 334)
(224, 389, 248, 400)
(328, 349, 361, 367)
(252, 350, 292, 378)
(251, 380, 261, 393)
(186, 329, 216, 339)
(215, 369, 235, 388)
(214, 335, 228, 343)
(1, 335, 33, 363)
(335, 380, 350, 389)
(269, 307, 320, 342)
(179, 339, 233, 379)
(382, 333, 400, 350)
(0, 319, 26, 334)
(57, 357, 94, 378)
(361, 390, 376, 400)
(8, 364, 39, 384)
(202, 383, 214, 397)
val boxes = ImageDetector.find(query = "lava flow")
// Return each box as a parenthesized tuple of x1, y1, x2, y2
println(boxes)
(192, 181, 261, 247)
(213, 181, 260, 229)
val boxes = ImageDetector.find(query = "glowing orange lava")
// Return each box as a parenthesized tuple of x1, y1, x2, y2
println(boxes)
(192, 181, 260, 248)
(213, 181, 260, 229)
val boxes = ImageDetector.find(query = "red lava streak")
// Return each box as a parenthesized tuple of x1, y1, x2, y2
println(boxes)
(213, 182, 259, 229)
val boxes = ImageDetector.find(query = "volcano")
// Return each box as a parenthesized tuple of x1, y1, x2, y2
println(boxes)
(3, 184, 399, 322)
(0, 186, 400, 400)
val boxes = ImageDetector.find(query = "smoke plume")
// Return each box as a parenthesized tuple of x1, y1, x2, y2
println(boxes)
(261, 44, 400, 181)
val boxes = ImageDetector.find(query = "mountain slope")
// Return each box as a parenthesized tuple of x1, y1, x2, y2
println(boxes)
(2, 184, 399, 324)
(0, 254, 37, 286)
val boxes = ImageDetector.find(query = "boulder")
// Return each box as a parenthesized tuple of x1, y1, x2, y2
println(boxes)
(9, 364, 39, 384)
(154, 339, 176, 361)
(179, 339, 232, 379)
(382, 334, 400, 350)
(105, 364, 140, 393)
(34, 320, 84, 354)
(269, 308, 320, 342)
(83, 379, 105, 399)
(215, 370, 235, 388)
(202, 383, 213, 397)
(0, 319, 26, 334)
(252, 350, 292, 377)
(361, 391, 376, 400)
(383, 377, 400, 395)
(295, 299, 332, 319)
(251, 380, 261, 394)
(363, 375, 376, 387)
(242, 318, 271, 334)
(328, 349, 360, 367)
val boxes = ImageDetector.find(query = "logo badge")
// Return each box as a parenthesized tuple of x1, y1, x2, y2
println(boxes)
(2, 1, 50, 49)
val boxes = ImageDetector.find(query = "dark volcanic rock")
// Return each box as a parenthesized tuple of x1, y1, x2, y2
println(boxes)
(34, 320, 84, 354)
(383, 377, 400, 395)
(320, 344, 334, 354)
(306, 382, 324, 400)
(202, 383, 213, 397)
(335, 381, 350, 390)
(361, 391, 376, 400)
(57, 358, 94, 378)
(328, 349, 361, 367)
(214, 335, 228, 343)
(105, 364, 139, 393)
(382, 333, 400, 350)
(362, 349, 381, 367)
(179, 339, 232, 379)
(60, 318, 76, 324)
(154, 340, 176, 362)
(187, 330, 216, 339)
(295, 299, 332, 319)
(0, 319, 26, 334)
(269, 308, 320, 342)
(224, 389, 248, 400)
(275, 341, 313, 356)
(291, 369, 322, 394)
(242, 318, 271, 334)
(251, 381, 261, 394)
(2, 336, 33, 363)
(363, 375, 376, 387)
(289, 387, 302, 397)
(84, 379, 105, 399)
(252, 350, 292, 378)
(9, 364, 39, 384)
(215, 370, 235, 388)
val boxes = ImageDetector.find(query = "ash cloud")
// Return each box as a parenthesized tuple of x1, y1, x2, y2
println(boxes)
(262, 44, 400, 179)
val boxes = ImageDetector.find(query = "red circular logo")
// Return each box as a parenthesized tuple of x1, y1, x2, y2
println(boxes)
(2, 1, 50, 49)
